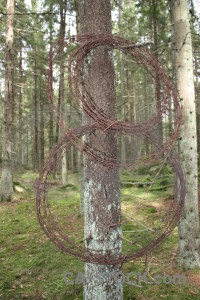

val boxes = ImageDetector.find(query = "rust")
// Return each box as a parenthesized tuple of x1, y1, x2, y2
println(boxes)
(34, 35, 186, 265)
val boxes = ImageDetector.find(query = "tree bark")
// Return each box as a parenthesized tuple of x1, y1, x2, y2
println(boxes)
(78, 0, 123, 299)
(40, 72, 44, 166)
(26, 126, 29, 166)
(152, 0, 163, 147)
(19, 40, 24, 169)
(118, 0, 126, 165)
(11, 49, 15, 172)
(144, 74, 149, 155)
(194, 56, 200, 153)
(33, 53, 39, 171)
(49, 1, 54, 151)
(172, 0, 200, 269)
(0, 0, 14, 201)
(60, 0, 67, 186)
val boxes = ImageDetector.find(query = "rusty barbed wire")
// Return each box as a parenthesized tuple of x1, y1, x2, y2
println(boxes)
(35, 34, 186, 265)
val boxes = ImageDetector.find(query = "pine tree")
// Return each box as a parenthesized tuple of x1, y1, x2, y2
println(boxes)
(0, 0, 15, 201)
(172, 0, 200, 269)
(77, 0, 123, 298)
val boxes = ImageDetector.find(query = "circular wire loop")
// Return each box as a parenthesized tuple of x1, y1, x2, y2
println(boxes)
(36, 126, 185, 265)
(47, 34, 182, 168)
(35, 34, 186, 264)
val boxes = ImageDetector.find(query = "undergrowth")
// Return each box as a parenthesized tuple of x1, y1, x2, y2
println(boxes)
(0, 169, 200, 299)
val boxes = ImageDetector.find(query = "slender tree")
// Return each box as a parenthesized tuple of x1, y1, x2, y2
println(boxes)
(54, 0, 68, 184)
(77, 0, 123, 298)
(118, 0, 126, 164)
(33, 48, 39, 171)
(172, 0, 200, 269)
(152, 0, 163, 147)
(19, 40, 24, 169)
(60, 0, 67, 186)
(48, 0, 54, 152)
(31, 0, 39, 171)
(40, 71, 44, 166)
(0, 0, 15, 201)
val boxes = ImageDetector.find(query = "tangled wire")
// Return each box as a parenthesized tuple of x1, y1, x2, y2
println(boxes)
(35, 34, 186, 265)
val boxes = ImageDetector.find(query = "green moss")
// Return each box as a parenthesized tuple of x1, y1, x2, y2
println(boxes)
(146, 206, 157, 214)
(0, 170, 200, 299)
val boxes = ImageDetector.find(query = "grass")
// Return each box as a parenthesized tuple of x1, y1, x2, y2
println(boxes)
(0, 170, 200, 299)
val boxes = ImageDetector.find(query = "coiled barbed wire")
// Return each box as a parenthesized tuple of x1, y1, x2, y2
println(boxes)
(35, 34, 186, 265)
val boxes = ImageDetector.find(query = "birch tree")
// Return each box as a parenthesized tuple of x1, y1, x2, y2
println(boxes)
(172, 0, 200, 269)
(0, 0, 15, 201)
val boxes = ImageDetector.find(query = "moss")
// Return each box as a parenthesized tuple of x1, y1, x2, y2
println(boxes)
(146, 206, 157, 214)
(1, 170, 200, 299)
(137, 163, 157, 175)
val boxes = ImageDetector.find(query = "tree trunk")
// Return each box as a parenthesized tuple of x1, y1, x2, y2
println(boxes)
(34, 54, 39, 171)
(172, 0, 200, 269)
(49, 1, 54, 151)
(0, 0, 14, 201)
(26, 126, 29, 166)
(62, 150, 67, 186)
(11, 50, 15, 172)
(58, 0, 67, 185)
(144, 74, 149, 155)
(194, 56, 200, 153)
(19, 41, 24, 169)
(70, 146, 74, 173)
(152, 0, 163, 147)
(74, 0, 80, 35)
(40, 73, 44, 166)
(118, 0, 126, 165)
(78, 0, 123, 299)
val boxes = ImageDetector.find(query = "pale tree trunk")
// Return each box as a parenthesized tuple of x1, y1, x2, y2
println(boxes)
(60, 0, 67, 186)
(172, 0, 200, 269)
(169, 1, 175, 136)
(54, 0, 67, 180)
(61, 100, 67, 186)
(62, 150, 67, 186)
(194, 56, 200, 153)
(78, 0, 123, 299)
(0, 0, 14, 201)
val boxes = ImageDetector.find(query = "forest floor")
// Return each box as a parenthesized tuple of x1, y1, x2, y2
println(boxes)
(0, 168, 200, 300)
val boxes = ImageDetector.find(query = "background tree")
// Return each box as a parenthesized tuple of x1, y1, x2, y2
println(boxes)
(172, 0, 200, 269)
(0, 0, 15, 201)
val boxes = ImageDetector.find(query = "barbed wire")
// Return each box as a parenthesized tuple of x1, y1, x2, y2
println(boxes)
(35, 34, 186, 265)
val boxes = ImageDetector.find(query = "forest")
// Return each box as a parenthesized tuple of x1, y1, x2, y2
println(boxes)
(0, 0, 200, 299)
